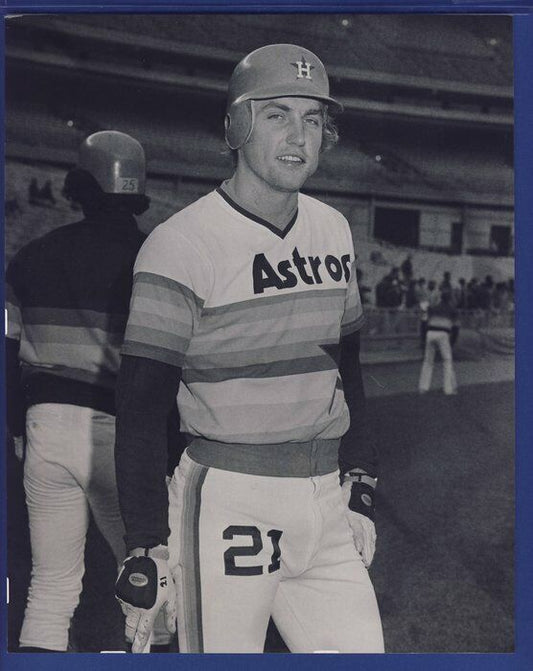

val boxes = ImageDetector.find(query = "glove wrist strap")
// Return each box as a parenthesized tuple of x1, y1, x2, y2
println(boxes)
(130, 544, 169, 561)
(343, 470, 377, 489)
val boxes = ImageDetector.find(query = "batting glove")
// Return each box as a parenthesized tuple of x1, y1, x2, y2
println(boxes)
(342, 470, 377, 568)
(115, 545, 177, 653)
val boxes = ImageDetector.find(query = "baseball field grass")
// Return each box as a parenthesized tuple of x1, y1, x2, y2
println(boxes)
(369, 378, 514, 653)
(6, 366, 514, 653)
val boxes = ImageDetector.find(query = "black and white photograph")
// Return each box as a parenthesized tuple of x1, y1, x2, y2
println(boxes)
(4, 12, 517, 657)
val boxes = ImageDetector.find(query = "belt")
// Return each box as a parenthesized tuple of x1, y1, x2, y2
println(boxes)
(427, 326, 451, 333)
(186, 437, 340, 478)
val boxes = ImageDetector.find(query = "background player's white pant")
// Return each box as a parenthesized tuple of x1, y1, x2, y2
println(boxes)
(419, 330, 458, 395)
(168, 450, 384, 653)
(19, 403, 126, 651)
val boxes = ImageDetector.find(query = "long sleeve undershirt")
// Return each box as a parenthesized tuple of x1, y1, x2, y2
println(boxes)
(114, 355, 181, 551)
(338, 330, 378, 478)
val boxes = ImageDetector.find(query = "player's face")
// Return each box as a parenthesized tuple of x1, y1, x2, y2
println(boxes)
(238, 97, 324, 194)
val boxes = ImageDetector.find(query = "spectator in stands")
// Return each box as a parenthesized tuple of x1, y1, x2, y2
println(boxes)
(507, 278, 515, 307)
(374, 272, 390, 334)
(415, 279, 430, 349)
(356, 268, 372, 305)
(454, 278, 468, 310)
(418, 299, 429, 350)
(28, 178, 57, 207)
(375, 273, 389, 308)
(439, 271, 453, 297)
(493, 281, 511, 313)
(400, 254, 413, 283)
(418, 291, 459, 396)
(375, 268, 404, 333)
(39, 180, 56, 205)
(28, 178, 40, 205)
(5, 131, 154, 653)
(386, 267, 404, 308)
(466, 278, 480, 309)
(405, 279, 419, 309)
(414, 277, 428, 303)
(427, 280, 440, 307)
(477, 275, 494, 310)
(391, 267, 407, 333)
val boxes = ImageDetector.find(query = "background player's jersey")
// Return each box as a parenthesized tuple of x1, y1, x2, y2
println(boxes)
(122, 187, 364, 444)
(6, 215, 145, 415)
(427, 301, 458, 333)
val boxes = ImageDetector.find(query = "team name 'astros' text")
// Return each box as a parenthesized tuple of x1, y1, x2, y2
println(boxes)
(253, 246, 351, 294)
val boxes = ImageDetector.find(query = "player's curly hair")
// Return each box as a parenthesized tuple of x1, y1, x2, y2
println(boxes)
(321, 106, 340, 152)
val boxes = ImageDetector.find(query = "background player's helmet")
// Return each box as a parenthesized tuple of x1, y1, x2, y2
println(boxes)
(78, 130, 146, 195)
(225, 44, 343, 150)
(64, 131, 149, 215)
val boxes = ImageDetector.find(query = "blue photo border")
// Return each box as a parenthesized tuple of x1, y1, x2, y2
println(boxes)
(1, 2, 532, 670)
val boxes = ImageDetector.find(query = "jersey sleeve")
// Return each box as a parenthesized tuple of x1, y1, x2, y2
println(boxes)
(340, 230, 365, 337)
(121, 224, 211, 367)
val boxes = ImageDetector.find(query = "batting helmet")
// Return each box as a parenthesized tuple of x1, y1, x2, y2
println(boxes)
(225, 44, 343, 150)
(78, 130, 146, 195)
(64, 131, 150, 216)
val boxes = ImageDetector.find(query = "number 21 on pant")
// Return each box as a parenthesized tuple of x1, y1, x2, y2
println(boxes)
(223, 525, 283, 576)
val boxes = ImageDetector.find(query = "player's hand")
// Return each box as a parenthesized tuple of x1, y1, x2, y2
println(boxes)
(342, 471, 377, 568)
(115, 545, 177, 653)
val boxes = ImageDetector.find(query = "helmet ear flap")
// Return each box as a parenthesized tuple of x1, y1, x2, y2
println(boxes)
(224, 113, 233, 146)
(225, 100, 253, 150)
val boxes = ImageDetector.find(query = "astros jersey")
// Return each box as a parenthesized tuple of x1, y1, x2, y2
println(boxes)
(122, 187, 364, 444)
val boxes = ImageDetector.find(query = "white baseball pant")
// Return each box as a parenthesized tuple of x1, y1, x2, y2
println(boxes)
(419, 330, 458, 395)
(168, 449, 384, 653)
(19, 403, 126, 651)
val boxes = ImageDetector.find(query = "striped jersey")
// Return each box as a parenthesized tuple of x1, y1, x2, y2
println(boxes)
(122, 188, 364, 444)
(5, 214, 146, 414)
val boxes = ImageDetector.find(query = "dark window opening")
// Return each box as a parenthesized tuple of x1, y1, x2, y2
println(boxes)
(490, 225, 512, 256)
(374, 207, 420, 247)
(451, 222, 463, 254)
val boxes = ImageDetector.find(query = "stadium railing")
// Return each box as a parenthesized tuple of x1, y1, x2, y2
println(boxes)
(361, 306, 514, 340)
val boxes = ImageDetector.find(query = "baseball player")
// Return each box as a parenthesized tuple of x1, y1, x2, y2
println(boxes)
(115, 44, 384, 654)
(419, 290, 460, 395)
(5, 131, 149, 652)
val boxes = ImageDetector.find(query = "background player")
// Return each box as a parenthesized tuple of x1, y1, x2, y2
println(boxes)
(115, 44, 384, 653)
(6, 131, 149, 652)
(419, 290, 460, 395)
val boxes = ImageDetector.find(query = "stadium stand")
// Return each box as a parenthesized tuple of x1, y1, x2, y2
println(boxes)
(5, 14, 515, 364)
(54, 14, 512, 87)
